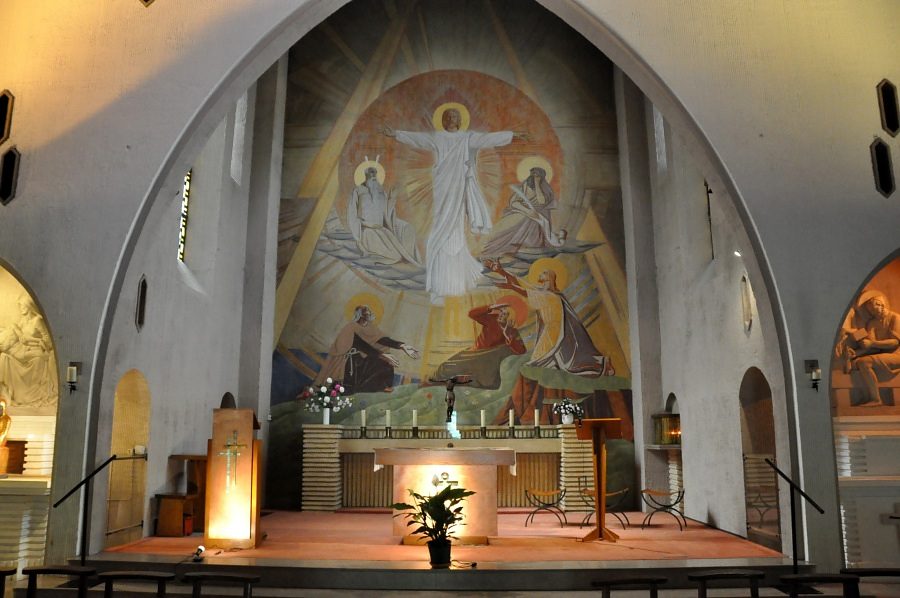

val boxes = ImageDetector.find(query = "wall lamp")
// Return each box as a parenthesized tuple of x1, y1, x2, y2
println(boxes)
(66, 362, 82, 394)
(805, 360, 821, 392)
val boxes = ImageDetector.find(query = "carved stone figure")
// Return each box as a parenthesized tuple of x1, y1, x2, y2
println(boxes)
(840, 290, 900, 406)
(0, 397, 10, 448)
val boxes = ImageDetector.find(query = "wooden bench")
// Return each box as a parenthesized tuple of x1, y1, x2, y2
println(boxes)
(591, 575, 668, 597)
(97, 570, 176, 597)
(23, 565, 96, 598)
(183, 571, 261, 598)
(688, 568, 765, 597)
(779, 573, 860, 598)
(0, 567, 16, 597)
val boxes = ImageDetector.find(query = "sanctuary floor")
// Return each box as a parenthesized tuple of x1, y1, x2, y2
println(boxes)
(106, 509, 782, 564)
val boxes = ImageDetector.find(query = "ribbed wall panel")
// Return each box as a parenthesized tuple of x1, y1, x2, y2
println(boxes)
(341, 454, 393, 508)
(497, 453, 560, 507)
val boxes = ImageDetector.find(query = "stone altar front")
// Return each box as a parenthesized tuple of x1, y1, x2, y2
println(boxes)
(374, 447, 516, 541)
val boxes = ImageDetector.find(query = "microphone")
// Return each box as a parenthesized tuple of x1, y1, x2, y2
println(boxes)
(192, 545, 205, 562)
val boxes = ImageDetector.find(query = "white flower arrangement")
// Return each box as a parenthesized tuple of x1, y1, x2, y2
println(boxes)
(551, 397, 584, 419)
(298, 378, 352, 413)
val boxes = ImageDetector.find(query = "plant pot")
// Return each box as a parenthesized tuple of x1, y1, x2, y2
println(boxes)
(561, 413, 575, 425)
(427, 539, 451, 568)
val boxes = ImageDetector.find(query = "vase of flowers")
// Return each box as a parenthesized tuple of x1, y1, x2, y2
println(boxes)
(552, 397, 584, 425)
(298, 378, 351, 424)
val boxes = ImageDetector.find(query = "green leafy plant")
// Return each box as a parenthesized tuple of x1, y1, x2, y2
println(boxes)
(391, 485, 475, 543)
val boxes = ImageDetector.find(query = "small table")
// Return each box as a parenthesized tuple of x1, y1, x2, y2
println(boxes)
(156, 493, 198, 537)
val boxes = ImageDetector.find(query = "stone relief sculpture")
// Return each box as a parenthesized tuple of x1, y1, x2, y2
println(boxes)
(838, 289, 900, 407)
(0, 295, 58, 410)
(0, 396, 10, 447)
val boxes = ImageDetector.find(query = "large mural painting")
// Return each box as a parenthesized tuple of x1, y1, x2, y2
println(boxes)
(269, 0, 631, 504)
(832, 256, 900, 416)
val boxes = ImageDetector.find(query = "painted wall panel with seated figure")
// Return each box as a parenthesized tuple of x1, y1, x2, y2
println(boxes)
(267, 0, 632, 507)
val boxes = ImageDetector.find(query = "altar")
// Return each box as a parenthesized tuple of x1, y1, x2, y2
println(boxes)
(374, 447, 516, 542)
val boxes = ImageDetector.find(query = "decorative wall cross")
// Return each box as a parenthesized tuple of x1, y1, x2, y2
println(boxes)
(218, 430, 247, 494)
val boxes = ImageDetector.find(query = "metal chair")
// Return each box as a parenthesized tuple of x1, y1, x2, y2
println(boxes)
(578, 477, 630, 530)
(640, 488, 687, 530)
(524, 488, 567, 527)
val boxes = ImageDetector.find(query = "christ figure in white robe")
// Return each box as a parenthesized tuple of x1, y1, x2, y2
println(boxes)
(384, 108, 513, 303)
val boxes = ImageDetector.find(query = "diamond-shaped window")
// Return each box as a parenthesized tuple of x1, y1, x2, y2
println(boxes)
(871, 138, 895, 197)
(0, 91, 13, 146)
(0, 146, 21, 205)
(877, 79, 899, 137)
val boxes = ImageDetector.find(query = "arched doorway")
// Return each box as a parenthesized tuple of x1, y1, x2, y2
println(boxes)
(738, 367, 780, 550)
(830, 255, 900, 566)
(0, 264, 60, 569)
(105, 369, 151, 548)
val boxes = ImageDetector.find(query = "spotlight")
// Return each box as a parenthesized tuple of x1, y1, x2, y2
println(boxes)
(733, 250, 742, 257)
(192, 545, 205, 562)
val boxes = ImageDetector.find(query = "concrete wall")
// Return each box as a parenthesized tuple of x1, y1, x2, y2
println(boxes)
(1, 0, 897, 569)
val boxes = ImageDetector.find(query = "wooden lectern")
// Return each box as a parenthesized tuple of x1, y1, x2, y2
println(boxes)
(205, 408, 262, 549)
(576, 418, 623, 542)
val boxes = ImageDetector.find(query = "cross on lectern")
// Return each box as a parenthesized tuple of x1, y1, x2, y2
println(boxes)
(217, 430, 247, 493)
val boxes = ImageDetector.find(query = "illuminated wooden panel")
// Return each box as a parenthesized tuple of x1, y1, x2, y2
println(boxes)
(204, 409, 261, 549)
(496, 453, 560, 508)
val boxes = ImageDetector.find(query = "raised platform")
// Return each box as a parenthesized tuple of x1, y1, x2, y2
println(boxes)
(73, 510, 806, 592)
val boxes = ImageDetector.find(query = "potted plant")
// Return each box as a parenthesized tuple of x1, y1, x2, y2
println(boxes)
(552, 397, 585, 425)
(391, 484, 475, 568)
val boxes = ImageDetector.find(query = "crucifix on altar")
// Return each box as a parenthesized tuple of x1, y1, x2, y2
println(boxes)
(205, 406, 262, 549)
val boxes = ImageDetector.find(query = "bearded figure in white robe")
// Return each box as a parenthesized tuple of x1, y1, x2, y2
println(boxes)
(385, 109, 513, 303)
(347, 166, 421, 266)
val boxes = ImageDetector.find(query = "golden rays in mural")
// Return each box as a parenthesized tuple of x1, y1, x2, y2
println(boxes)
(431, 102, 471, 131)
(352, 159, 386, 186)
(516, 155, 553, 182)
(527, 257, 569, 290)
(344, 292, 385, 322)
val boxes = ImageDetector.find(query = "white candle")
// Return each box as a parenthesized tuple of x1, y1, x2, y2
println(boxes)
(385, 409, 391, 427)
(361, 409, 366, 427)
(509, 409, 514, 426)
(412, 409, 418, 427)
(480, 409, 485, 428)
(66, 366, 78, 383)
(534, 409, 540, 426)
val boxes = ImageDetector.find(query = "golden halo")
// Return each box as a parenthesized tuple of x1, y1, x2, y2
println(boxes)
(496, 294, 529, 325)
(344, 293, 385, 323)
(353, 160, 386, 186)
(527, 257, 569, 290)
(432, 102, 471, 131)
(516, 156, 554, 183)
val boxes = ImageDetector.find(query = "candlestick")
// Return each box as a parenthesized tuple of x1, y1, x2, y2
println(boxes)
(509, 409, 514, 426)
(412, 409, 418, 427)
(385, 409, 391, 427)
(480, 409, 485, 428)
(361, 409, 366, 427)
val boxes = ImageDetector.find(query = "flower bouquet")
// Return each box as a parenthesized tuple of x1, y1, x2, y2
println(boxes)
(552, 397, 584, 424)
(298, 378, 351, 423)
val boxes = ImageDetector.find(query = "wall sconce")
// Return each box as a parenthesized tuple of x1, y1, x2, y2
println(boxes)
(805, 360, 821, 392)
(66, 362, 81, 394)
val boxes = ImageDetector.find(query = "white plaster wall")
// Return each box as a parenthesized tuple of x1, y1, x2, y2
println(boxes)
(647, 112, 792, 542)
(0, 0, 896, 569)
(91, 89, 259, 550)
